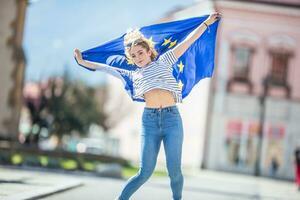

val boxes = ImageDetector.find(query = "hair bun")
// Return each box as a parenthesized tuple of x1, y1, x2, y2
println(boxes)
(124, 28, 145, 46)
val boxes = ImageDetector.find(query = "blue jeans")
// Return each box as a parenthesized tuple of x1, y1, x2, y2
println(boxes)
(118, 105, 184, 200)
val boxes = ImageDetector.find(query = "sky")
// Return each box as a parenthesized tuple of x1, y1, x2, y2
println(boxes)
(23, 0, 195, 86)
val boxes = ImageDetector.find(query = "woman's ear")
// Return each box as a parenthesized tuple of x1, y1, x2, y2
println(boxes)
(147, 49, 152, 57)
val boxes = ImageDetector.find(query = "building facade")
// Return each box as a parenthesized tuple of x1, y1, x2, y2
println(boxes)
(203, 0, 300, 180)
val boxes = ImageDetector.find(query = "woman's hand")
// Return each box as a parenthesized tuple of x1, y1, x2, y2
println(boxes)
(74, 48, 84, 65)
(73, 48, 102, 70)
(204, 12, 222, 26)
(172, 12, 221, 59)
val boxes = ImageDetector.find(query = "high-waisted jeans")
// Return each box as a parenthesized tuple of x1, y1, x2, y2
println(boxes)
(117, 105, 184, 200)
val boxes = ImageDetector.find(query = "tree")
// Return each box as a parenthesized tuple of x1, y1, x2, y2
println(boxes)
(44, 76, 106, 145)
(24, 72, 133, 148)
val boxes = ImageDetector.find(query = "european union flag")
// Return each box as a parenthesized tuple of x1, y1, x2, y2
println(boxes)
(76, 15, 220, 102)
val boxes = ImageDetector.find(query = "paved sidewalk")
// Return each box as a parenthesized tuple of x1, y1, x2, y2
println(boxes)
(0, 166, 83, 200)
(1, 166, 299, 200)
(181, 169, 300, 200)
(40, 168, 300, 200)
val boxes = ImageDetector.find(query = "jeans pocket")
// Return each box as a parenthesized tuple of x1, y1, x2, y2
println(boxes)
(142, 112, 157, 126)
(142, 119, 157, 130)
(143, 111, 156, 118)
(164, 115, 180, 128)
(170, 109, 180, 116)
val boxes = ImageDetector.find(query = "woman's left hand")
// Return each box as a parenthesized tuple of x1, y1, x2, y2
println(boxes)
(204, 12, 222, 26)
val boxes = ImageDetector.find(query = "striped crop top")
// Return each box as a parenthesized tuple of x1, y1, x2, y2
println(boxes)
(89, 50, 182, 103)
(131, 50, 182, 103)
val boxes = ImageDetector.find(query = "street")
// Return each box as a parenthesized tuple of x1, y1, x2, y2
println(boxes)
(1, 166, 300, 200)
(40, 170, 299, 200)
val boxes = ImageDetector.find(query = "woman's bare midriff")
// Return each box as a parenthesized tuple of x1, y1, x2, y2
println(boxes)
(144, 89, 176, 108)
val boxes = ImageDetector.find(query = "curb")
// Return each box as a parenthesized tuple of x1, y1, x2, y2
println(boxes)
(3, 180, 83, 200)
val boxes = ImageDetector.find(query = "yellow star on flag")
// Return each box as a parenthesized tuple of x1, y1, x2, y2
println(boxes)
(177, 61, 184, 72)
(126, 57, 134, 65)
(162, 37, 172, 46)
(178, 80, 184, 91)
(148, 37, 156, 47)
(168, 40, 177, 48)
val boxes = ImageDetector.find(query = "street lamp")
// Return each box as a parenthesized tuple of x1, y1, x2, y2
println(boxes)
(254, 77, 268, 176)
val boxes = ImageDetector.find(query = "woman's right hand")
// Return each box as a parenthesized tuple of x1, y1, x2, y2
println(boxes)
(74, 48, 84, 64)
(73, 48, 96, 70)
(204, 12, 221, 26)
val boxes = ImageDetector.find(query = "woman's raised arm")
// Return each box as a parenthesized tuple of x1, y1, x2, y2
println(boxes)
(74, 48, 109, 71)
(172, 12, 221, 59)
(73, 48, 133, 79)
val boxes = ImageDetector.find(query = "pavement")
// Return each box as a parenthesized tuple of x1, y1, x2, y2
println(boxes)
(0, 166, 83, 200)
(0, 165, 300, 200)
(183, 169, 300, 200)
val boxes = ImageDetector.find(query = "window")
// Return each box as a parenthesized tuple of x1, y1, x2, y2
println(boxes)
(232, 46, 253, 80)
(227, 46, 254, 94)
(270, 52, 289, 85)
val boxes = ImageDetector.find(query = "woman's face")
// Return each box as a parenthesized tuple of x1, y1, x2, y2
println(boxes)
(129, 45, 152, 68)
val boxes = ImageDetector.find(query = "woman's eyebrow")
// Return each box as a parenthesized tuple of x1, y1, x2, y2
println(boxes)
(131, 50, 143, 56)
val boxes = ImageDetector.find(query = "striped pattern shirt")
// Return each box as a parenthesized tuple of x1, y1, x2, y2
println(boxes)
(131, 50, 182, 103)
(94, 50, 182, 103)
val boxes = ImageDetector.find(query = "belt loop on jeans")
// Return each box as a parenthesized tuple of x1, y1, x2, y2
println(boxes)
(166, 107, 170, 112)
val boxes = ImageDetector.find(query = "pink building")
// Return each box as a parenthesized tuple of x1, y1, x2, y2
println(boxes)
(202, 0, 300, 180)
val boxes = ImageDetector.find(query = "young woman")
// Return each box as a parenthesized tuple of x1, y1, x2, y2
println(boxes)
(74, 12, 221, 200)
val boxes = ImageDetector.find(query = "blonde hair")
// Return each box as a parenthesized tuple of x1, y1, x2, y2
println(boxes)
(124, 28, 158, 62)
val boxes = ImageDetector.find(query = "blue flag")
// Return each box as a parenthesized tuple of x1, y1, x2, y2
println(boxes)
(76, 15, 220, 102)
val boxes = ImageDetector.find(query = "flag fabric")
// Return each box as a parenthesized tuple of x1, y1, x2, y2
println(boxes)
(75, 15, 220, 102)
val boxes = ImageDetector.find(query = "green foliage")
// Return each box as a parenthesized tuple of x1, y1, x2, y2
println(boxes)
(82, 161, 96, 171)
(11, 153, 23, 165)
(39, 156, 48, 166)
(60, 158, 78, 170)
(38, 75, 108, 141)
